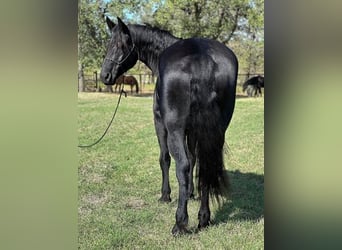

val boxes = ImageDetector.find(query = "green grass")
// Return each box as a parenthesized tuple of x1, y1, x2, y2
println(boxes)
(78, 92, 264, 249)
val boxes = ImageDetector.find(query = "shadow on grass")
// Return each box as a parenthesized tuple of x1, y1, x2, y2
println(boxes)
(133, 92, 154, 98)
(168, 169, 263, 234)
(236, 94, 249, 99)
(213, 170, 264, 224)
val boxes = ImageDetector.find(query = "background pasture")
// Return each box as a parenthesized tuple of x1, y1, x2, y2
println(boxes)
(78, 93, 264, 249)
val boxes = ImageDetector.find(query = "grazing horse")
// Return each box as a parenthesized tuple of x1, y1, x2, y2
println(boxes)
(100, 17, 238, 235)
(114, 75, 139, 94)
(243, 75, 264, 97)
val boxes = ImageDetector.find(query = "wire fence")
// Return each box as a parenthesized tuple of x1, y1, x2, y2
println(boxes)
(78, 71, 264, 94)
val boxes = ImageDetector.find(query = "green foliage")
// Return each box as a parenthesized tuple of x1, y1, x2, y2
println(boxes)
(78, 0, 108, 72)
(151, 0, 263, 43)
(78, 94, 264, 249)
(78, 0, 264, 75)
(230, 38, 264, 74)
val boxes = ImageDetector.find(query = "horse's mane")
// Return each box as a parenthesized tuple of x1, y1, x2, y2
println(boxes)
(125, 23, 180, 73)
(141, 23, 175, 37)
(128, 23, 179, 45)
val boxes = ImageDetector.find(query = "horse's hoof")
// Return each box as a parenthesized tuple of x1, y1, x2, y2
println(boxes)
(172, 224, 190, 236)
(198, 220, 211, 230)
(158, 195, 171, 203)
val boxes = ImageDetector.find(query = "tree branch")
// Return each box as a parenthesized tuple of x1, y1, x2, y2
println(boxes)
(221, 8, 240, 43)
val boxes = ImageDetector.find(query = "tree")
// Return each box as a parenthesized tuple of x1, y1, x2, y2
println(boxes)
(78, 0, 111, 70)
(78, 0, 264, 90)
(147, 0, 264, 76)
(78, 0, 152, 91)
(78, 0, 108, 91)
(150, 0, 262, 43)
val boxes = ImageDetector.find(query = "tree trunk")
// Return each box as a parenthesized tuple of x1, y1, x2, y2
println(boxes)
(78, 64, 85, 92)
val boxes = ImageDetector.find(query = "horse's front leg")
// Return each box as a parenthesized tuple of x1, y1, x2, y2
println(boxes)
(154, 109, 171, 203)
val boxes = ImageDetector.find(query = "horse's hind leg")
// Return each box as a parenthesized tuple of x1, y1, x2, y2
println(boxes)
(258, 86, 262, 97)
(186, 132, 196, 199)
(198, 181, 210, 229)
(167, 129, 190, 235)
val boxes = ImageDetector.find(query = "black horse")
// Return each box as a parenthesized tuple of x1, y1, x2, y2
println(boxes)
(100, 17, 238, 235)
(243, 75, 264, 97)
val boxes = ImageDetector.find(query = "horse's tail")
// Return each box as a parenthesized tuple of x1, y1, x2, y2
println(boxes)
(190, 57, 230, 202)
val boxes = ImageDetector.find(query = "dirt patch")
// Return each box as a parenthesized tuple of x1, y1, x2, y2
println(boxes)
(125, 198, 147, 209)
(83, 193, 108, 206)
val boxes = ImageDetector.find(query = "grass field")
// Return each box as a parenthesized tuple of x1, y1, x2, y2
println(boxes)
(78, 92, 264, 249)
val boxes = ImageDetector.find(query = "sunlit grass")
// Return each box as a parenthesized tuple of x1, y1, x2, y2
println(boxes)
(78, 93, 264, 249)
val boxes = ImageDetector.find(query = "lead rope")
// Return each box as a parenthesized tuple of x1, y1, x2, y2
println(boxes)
(78, 83, 125, 148)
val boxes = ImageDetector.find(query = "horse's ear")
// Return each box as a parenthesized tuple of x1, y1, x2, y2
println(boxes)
(117, 17, 130, 35)
(106, 16, 115, 31)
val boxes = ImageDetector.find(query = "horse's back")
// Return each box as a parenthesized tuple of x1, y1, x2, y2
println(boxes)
(159, 38, 237, 81)
(157, 38, 238, 127)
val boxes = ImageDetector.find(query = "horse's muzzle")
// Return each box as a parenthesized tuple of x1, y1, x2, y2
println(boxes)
(100, 71, 114, 85)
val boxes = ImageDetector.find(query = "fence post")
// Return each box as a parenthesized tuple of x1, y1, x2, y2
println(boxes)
(139, 74, 142, 93)
(94, 71, 101, 92)
(94, 71, 98, 89)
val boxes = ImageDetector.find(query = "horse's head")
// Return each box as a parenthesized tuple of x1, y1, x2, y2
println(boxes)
(100, 17, 138, 85)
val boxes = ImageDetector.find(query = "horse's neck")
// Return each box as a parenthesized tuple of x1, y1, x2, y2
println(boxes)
(129, 25, 180, 74)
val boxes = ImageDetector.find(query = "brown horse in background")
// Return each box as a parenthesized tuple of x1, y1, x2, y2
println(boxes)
(114, 75, 139, 94)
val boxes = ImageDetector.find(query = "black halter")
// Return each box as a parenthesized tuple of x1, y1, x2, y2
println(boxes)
(104, 44, 136, 65)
